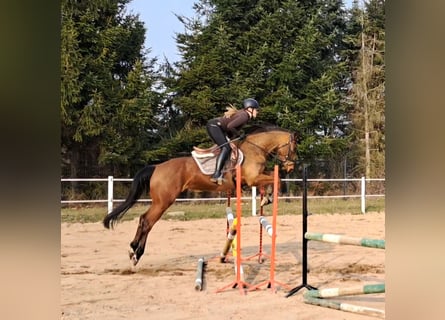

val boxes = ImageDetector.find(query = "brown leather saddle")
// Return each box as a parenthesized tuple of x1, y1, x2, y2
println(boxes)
(191, 143, 244, 175)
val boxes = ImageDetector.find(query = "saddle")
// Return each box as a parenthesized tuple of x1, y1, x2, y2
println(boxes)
(192, 144, 221, 156)
(191, 143, 244, 175)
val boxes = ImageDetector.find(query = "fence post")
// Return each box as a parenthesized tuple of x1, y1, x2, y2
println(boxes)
(108, 176, 114, 213)
(251, 186, 257, 216)
(361, 176, 366, 214)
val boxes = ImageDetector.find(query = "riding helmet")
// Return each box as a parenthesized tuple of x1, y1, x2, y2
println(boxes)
(243, 98, 259, 109)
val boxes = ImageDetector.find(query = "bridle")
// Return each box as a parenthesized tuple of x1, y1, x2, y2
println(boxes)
(274, 133, 297, 167)
(242, 132, 297, 166)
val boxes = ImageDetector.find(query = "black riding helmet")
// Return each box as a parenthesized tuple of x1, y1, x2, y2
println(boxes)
(243, 98, 259, 109)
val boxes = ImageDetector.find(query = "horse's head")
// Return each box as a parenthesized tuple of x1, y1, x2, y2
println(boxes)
(275, 131, 297, 173)
(242, 125, 298, 173)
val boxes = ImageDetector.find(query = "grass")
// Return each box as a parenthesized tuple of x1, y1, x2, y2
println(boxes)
(61, 197, 385, 223)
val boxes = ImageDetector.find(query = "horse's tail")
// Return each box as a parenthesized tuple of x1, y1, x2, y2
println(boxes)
(103, 165, 156, 229)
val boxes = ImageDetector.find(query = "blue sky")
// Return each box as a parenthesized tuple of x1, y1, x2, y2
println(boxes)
(126, 0, 196, 63)
(127, 0, 353, 64)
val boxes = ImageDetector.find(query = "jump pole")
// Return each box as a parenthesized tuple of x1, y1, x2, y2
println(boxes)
(258, 216, 273, 237)
(219, 207, 236, 263)
(211, 203, 234, 264)
(286, 164, 317, 297)
(304, 295, 385, 318)
(305, 232, 385, 249)
(226, 190, 231, 235)
(216, 165, 254, 294)
(301, 234, 385, 315)
(194, 257, 206, 291)
(304, 283, 385, 298)
(249, 165, 290, 292)
(303, 283, 385, 318)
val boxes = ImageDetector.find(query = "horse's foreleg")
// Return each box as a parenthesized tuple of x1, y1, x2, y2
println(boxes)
(260, 184, 275, 207)
(247, 172, 277, 207)
(260, 185, 274, 207)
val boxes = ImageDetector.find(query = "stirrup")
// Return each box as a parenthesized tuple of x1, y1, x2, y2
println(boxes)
(210, 175, 224, 185)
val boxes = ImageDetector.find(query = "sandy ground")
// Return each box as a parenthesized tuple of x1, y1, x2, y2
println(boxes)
(61, 210, 385, 320)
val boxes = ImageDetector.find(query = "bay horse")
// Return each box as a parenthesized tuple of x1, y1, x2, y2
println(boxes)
(103, 125, 297, 265)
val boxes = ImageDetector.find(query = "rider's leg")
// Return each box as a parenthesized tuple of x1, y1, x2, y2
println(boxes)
(206, 122, 231, 184)
(210, 146, 230, 184)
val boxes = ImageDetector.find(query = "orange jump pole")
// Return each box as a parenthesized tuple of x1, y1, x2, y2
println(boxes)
(250, 165, 290, 293)
(216, 165, 254, 294)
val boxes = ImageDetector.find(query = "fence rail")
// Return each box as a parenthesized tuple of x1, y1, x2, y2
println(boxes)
(61, 177, 384, 214)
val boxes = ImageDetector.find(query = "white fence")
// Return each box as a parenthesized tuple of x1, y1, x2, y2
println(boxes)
(61, 177, 384, 214)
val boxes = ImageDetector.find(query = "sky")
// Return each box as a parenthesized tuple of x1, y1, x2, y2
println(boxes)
(126, 0, 354, 64)
(126, 0, 196, 63)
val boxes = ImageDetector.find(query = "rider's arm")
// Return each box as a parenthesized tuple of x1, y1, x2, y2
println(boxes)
(226, 112, 249, 138)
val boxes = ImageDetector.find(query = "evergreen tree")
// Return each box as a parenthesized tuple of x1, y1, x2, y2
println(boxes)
(61, 0, 162, 177)
(162, 0, 352, 173)
(346, 0, 385, 178)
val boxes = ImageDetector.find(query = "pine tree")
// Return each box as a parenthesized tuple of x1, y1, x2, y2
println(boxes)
(61, 0, 162, 177)
(166, 0, 352, 172)
(347, 0, 385, 178)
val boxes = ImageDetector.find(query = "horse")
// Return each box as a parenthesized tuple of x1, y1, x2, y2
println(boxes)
(103, 125, 297, 265)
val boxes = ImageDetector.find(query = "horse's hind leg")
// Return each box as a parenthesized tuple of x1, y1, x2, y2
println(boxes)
(129, 200, 174, 266)
(129, 212, 150, 265)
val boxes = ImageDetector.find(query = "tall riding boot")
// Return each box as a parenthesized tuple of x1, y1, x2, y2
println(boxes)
(210, 147, 230, 184)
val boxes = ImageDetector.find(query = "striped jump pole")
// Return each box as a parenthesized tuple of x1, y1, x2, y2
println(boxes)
(220, 208, 237, 263)
(303, 284, 385, 318)
(305, 232, 385, 249)
(304, 295, 385, 318)
(226, 206, 234, 226)
(305, 283, 385, 298)
(259, 216, 273, 237)
(225, 193, 232, 236)
(302, 232, 385, 316)
(220, 217, 246, 281)
(194, 257, 206, 291)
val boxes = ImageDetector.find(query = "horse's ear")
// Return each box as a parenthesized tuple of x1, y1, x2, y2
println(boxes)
(293, 132, 301, 144)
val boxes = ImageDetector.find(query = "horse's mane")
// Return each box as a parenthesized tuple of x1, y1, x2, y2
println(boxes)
(244, 123, 290, 135)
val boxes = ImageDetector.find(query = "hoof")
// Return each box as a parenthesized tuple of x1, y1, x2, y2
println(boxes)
(260, 197, 272, 207)
(128, 250, 139, 266)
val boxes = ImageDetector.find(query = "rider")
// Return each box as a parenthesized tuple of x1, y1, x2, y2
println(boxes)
(206, 98, 259, 184)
